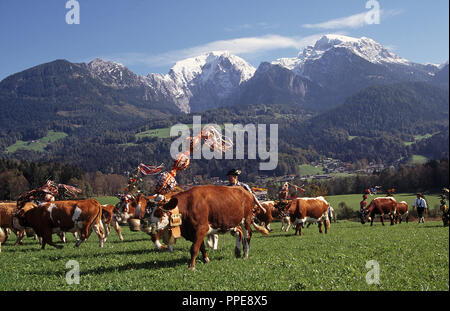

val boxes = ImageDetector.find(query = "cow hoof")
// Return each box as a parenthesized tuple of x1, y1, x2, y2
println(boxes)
(203, 257, 210, 264)
(234, 248, 241, 258)
(188, 266, 196, 271)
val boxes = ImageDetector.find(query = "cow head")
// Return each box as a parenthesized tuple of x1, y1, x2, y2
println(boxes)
(357, 206, 370, 224)
(114, 195, 134, 223)
(149, 197, 178, 232)
(13, 202, 37, 231)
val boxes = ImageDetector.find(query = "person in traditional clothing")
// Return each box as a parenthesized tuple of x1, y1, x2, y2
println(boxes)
(359, 194, 368, 224)
(226, 169, 266, 213)
(279, 182, 289, 201)
(413, 193, 428, 223)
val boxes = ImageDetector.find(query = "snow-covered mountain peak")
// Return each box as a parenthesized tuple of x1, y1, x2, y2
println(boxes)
(87, 58, 140, 88)
(142, 52, 257, 113)
(311, 34, 409, 65)
(273, 34, 410, 73)
(168, 51, 256, 87)
(88, 58, 125, 72)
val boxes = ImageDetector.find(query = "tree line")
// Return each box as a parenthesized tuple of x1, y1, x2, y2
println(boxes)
(1, 157, 448, 202)
(265, 159, 449, 200)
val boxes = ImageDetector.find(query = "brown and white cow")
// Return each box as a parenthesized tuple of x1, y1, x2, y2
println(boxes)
(394, 201, 409, 224)
(0, 202, 26, 246)
(101, 204, 119, 242)
(304, 205, 336, 229)
(114, 193, 151, 241)
(363, 197, 397, 226)
(148, 185, 269, 270)
(273, 200, 292, 232)
(288, 197, 331, 236)
(13, 199, 105, 249)
(254, 201, 276, 232)
(143, 192, 182, 251)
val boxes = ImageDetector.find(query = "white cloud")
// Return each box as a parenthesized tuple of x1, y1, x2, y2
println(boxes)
(106, 34, 325, 68)
(302, 9, 403, 30)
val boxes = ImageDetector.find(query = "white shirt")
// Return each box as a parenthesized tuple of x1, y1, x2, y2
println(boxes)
(413, 198, 427, 209)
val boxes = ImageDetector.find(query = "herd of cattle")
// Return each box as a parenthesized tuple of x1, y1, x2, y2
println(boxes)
(0, 185, 411, 269)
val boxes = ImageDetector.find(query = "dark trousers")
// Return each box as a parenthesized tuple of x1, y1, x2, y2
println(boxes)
(417, 207, 425, 219)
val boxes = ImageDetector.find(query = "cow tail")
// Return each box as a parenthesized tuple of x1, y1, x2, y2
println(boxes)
(93, 201, 103, 229)
(251, 221, 270, 236)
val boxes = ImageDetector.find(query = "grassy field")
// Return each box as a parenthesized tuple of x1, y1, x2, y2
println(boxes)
(404, 133, 437, 146)
(95, 196, 119, 205)
(135, 124, 250, 141)
(409, 154, 429, 165)
(6, 131, 68, 153)
(298, 164, 324, 176)
(0, 220, 448, 291)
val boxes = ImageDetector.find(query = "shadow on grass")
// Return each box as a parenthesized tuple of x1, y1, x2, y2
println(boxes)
(36, 247, 188, 261)
(33, 253, 228, 276)
(252, 232, 293, 239)
(0, 246, 43, 253)
(105, 237, 153, 244)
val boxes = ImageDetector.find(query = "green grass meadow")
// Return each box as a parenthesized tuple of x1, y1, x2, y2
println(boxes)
(0, 220, 448, 291)
(298, 164, 324, 176)
(6, 131, 67, 153)
(95, 196, 119, 206)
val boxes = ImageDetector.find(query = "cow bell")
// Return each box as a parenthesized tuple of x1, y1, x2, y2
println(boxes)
(169, 209, 182, 227)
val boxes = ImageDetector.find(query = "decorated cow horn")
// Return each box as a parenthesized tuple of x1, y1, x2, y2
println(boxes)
(149, 125, 233, 195)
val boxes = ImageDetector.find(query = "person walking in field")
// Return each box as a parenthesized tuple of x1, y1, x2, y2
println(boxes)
(440, 188, 449, 227)
(226, 169, 266, 214)
(279, 182, 289, 201)
(413, 193, 428, 223)
(359, 194, 368, 224)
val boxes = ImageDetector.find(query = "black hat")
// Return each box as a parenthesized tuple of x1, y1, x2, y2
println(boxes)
(227, 169, 241, 176)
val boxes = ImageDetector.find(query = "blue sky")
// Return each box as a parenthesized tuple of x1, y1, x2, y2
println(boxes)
(0, 0, 448, 80)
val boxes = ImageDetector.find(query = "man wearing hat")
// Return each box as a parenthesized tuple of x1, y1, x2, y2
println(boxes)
(413, 193, 428, 223)
(226, 169, 252, 192)
(226, 169, 266, 213)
